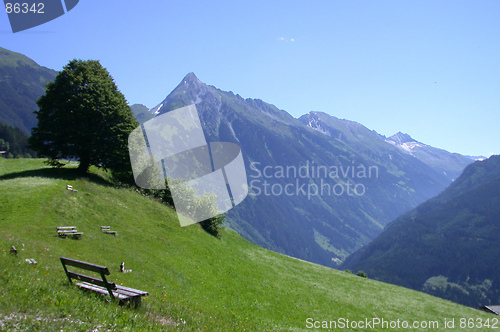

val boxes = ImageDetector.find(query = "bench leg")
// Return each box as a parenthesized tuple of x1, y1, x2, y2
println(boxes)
(133, 297, 141, 309)
(117, 296, 141, 308)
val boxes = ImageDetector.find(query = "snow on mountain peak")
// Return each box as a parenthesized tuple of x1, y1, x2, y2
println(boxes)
(388, 132, 419, 145)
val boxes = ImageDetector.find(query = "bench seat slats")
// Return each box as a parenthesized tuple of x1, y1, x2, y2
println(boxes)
(67, 271, 116, 289)
(57, 227, 83, 239)
(114, 287, 145, 298)
(101, 226, 117, 235)
(76, 282, 130, 300)
(116, 285, 149, 296)
(76, 283, 143, 301)
(58, 232, 83, 239)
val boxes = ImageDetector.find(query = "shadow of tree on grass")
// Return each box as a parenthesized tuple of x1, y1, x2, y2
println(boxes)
(0, 167, 114, 187)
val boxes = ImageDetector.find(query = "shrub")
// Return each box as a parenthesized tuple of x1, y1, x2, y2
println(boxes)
(199, 214, 226, 238)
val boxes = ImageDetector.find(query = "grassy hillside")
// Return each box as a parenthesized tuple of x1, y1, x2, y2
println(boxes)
(0, 159, 493, 331)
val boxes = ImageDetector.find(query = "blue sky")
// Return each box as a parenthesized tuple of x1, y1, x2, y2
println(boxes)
(1, 0, 499, 156)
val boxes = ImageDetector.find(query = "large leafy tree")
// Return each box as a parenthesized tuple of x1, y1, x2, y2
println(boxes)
(29, 59, 138, 175)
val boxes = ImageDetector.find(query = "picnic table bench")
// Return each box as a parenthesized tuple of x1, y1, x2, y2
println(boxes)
(101, 226, 117, 236)
(60, 257, 148, 308)
(57, 226, 83, 239)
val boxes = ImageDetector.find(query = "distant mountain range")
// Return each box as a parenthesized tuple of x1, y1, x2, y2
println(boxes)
(148, 72, 474, 266)
(0, 47, 57, 134)
(386, 131, 478, 181)
(130, 103, 154, 124)
(342, 155, 500, 307)
(0, 46, 480, 269)
(300, 113, 475, 183)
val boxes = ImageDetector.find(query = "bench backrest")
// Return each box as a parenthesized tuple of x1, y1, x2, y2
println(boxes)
(60, 257, 117, 298)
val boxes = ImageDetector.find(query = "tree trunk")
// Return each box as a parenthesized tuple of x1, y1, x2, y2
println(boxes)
(78, 158, 90, 173)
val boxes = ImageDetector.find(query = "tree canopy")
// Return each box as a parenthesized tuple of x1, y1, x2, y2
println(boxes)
(28, 59, 138, 175)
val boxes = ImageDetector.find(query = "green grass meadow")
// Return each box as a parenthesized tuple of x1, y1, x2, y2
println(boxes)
(0, 159, 493, 331)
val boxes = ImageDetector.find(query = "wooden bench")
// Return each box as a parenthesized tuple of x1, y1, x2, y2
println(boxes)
(66, 184, 78, 192)
(101, 226, 117, 236)
(60, 257, 148, 308)
(57, 226, 83, 239)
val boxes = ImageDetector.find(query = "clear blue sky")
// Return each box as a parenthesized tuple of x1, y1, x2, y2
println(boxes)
(1, 1, 499, 156)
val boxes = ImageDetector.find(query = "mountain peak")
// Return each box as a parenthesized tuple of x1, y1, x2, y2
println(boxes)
(182, 72, 199, 82)
(174, 72, 207, 94)
(388, 132, 418, 145)
(151, 72, 211, 115)
(179, 72, 205, 88)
